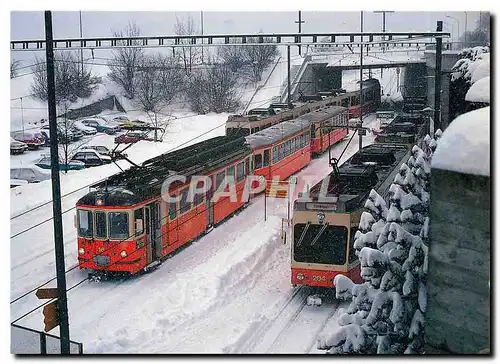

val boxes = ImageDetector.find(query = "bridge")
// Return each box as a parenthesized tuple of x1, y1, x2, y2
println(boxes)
(279, 43, 436, 103)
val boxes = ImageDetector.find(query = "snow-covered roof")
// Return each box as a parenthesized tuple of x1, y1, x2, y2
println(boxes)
(466, 77, 490, 103)
(432, 107, 490, 177)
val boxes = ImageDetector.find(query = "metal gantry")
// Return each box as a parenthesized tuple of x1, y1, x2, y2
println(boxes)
(10, 31, 450, 52)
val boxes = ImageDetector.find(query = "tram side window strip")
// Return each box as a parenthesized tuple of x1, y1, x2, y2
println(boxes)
(180, 188, 192, 214)
(227, 165, 235, 184)
(77, 209, 93, 238)
(255, 154, 263, 169)
(236, 162, 245, 182)
(263, 149, 270, 167)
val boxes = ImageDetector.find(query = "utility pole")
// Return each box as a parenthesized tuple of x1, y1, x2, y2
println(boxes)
(287, 45, 292, 108)
(295, 11, 305, 56)
(79, 11, 83, 75)
(359, 11, 364, 151)
(201, 11, 204, 64)
(434, 20, 443, 131)
(45, 10, 71, 355)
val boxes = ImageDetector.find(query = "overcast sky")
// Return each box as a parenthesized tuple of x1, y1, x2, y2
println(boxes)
(11, 11, 479, 39)
(10, 10, 482, 65)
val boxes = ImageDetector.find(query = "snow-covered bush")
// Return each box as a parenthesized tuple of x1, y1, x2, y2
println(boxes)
(318, 135, 440, 354)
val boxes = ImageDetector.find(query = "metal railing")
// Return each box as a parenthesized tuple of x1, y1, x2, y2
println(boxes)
(11, 324, 83, 355)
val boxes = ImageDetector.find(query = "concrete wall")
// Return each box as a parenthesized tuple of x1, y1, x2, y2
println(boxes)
(426, 167, 490, 353)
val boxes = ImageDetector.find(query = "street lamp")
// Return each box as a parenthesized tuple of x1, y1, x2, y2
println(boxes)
(445, 15, 460, 44)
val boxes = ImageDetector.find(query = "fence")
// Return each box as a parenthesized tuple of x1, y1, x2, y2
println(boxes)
(11, 324, 83, 355)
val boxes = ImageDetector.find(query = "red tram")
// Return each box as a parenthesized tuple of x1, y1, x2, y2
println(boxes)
(75, 80, 382, 278)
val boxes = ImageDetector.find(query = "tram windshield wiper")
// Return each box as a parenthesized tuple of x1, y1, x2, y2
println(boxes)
(310, 222, 330, 247)
(296, 221, 311, 248)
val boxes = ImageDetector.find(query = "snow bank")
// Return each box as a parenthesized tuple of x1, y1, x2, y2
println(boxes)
(466, 76, 490, 103)
(432, 107, 490, 176)
(470, 59, 490, 84)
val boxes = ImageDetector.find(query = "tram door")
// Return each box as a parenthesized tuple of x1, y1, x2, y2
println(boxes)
(145, 202, 162, 263)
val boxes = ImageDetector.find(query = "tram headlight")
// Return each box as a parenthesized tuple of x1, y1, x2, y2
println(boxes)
(120, 250, 127, 258)
(78, 248, 85, 255)
(296, 273, 305, 281)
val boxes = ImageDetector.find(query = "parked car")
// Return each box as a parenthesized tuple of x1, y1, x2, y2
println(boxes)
(65, 126, 83, 141)
(11, 179, 28, 188)
(70, 149, 112, 167)
(80, 118, 120, 134)
(41, 125, 75, 143)
(72, 120, 97, 135)
(35, 156, 86, 171)
(10, 166, 51, 183)
(40, 128, 71, 145)
(115, 132, 158, 144)
(10, 138, 28, 155)
(11, 131, 45, 150)
(111, 115, 129, 123)
(79, 145, 128, 160)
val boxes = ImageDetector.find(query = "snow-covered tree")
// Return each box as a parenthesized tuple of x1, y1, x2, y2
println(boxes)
(318, 135, 440, 354)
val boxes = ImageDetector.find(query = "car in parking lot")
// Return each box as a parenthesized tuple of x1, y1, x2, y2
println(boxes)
(80, 118, 121, 134)
(10, 165, 51, 183)
(10, 138, 28, 154)
(115, 132, 158, 144)
(79, 145, 128, 160)
(11, 131, 45, 150)
(35, 156, 86, 171)
(41, 124, 75, 143)
(71, 120, 97, 135)
(70, 149, 112, 167)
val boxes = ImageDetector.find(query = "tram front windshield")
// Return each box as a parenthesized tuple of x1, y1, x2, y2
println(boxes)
(293, 223, 348, 265)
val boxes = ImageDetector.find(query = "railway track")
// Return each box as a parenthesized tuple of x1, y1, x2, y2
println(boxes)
(231, 286, 341, 354)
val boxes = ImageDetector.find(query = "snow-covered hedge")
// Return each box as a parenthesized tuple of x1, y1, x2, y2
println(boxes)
(317, 132, 441, 354)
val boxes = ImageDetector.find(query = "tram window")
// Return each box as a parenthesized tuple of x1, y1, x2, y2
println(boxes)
(194, 191, 204, 207)
(180, 189, 191, 214)
(263, 149, 270, 167)
(245, 158, 250, 175)
(293, 224, 348, 265)
(341, 98, 349, 107)
(77, 210, 93, 238)
(255, 154, 263, 169)
(95, 211, 107, 238)
(169, 201, 177, 220)
(236, 162, 245, 182)
(272, 147, 278, 163)
(215, 171, 225, 190)
(279, 144, 284, 160)
(108, 212, 130, 240)
(348, 227, 358, 263)
(227, 166, 235, 184)
(291, 138, 296, 153)
(134, 209, 144, 235)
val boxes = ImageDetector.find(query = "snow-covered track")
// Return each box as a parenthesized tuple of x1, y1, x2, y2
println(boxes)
(262, 289, 340, 354)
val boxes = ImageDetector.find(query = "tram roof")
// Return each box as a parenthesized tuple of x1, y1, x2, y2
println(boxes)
(245, 106, 347, 149)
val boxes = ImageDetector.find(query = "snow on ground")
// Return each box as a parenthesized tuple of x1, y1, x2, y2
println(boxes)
(11, 113, 379, 353)
(465, 76, 490, 103)
(432, 107, 490, 177)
